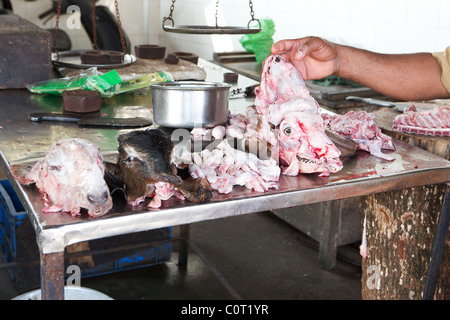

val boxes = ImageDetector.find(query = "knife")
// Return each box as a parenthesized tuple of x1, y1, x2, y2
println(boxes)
(29, 112, 152, 128)
(345, 96, 421, 112)
(229, 84, 259, 99)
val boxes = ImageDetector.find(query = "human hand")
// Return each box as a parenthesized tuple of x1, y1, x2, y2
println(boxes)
(271, 37, 339, 80)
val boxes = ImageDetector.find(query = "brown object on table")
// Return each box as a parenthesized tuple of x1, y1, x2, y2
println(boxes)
(223, 72, 238, 83)
(135, 45, 166, 59)
(79, 50, 124, 64)
(105, 50, 124, 63)
(164, 54, 179, 65)
(171, 51, 199, 64)
(63, 90, 102, 113)
(80, 50, 109, 65)
(0, 14, 52, 89)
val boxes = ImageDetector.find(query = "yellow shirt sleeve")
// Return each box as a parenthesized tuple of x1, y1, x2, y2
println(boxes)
(432, 47, 450, 94)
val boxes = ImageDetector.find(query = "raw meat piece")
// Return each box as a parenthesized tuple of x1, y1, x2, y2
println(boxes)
(392, 106, 450, 136)
(10, 138, 112, 218)
(226, 124, 245, 139)
(324, 111, 395, 161)
(212, 125, 226, 139)
(254, 55, 315, 119)
(190, 128, 211, 138)
(229, 113, 248, 131)
(360, 211, 368, 259)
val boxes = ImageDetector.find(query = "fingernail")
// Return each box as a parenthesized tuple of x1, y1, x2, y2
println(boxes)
(295, 48, 304, 59)
(271, 44, 279, 54)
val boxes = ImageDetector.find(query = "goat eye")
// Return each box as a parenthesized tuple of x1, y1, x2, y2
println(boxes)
(123, 156, 134, 164)
(49, 165, 61, 171)
(283, 126, 292, 136)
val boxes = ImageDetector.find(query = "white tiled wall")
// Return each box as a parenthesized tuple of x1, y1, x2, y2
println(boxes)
(9, 0, 450, 59)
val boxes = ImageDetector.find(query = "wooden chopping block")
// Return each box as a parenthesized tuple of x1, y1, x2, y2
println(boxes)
(0, 14, 52, 89)
(362, 106, 449, 300)
(59, 57, 207, 81)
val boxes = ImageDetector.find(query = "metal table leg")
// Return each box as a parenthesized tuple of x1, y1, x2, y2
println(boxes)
(40, 250, 65, 300)
(318, 200, 340, 270)
(422, 183, 450, 300)
(178, 224, 190, 267)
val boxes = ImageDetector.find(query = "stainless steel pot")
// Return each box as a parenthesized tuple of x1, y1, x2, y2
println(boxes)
(150, 81, 231, 128)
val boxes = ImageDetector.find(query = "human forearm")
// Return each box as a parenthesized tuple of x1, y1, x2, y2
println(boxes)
(334, 45, 450, 100)
(272, 37, 450, 101)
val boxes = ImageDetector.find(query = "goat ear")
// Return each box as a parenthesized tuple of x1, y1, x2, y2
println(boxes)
(117, 133, 127, 144)
(104, 161, 120, 176)
(9, 163, 37, 185)
(103, 161, 126, 197)
(157, 173, 182, 186)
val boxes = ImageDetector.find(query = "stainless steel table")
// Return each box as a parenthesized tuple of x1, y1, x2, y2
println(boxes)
(0, 60, 449, 299)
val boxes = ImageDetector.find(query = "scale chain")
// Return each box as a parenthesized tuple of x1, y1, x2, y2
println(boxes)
(247, 0, 260, 29)
(249, 0, 255, 20)
(91, 0, 98, 49)
(215, 0, 219, 28)
(162, 0, 176, 27)
(114, 0, 127, 54)
(52, 0, 63, 55)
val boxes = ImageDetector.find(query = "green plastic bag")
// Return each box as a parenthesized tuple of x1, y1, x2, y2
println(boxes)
(27, 68, 122, 98)
(239, 19, 275, 65)
(28, 68, 174, 98)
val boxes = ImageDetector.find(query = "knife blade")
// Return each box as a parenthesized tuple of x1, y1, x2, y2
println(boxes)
(345, 96, 425, 112)
(229, 84, 259, 99)
(29, 112, 152, 128)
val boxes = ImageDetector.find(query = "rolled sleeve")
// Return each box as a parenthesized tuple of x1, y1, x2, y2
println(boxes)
(432, 47, 450, 94)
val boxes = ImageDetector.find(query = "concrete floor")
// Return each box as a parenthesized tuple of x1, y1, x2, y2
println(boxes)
(0, 211, 362, 300)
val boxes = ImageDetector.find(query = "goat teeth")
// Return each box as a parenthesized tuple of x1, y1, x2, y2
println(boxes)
(296, 156, 316, 164)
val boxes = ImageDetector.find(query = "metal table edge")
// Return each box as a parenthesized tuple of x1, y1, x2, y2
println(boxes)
(36, 166, 450, 254)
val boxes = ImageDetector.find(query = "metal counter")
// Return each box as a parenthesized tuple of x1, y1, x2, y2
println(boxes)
(0, 59, 449, 299)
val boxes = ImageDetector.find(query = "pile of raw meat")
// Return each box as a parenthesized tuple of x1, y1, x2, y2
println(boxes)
(179, 139, 280, 194)
(181, 54, 396, 194)
(322, 110, 396, 161)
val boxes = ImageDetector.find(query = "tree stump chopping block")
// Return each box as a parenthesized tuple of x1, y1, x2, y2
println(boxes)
(361, 184, 449, 299)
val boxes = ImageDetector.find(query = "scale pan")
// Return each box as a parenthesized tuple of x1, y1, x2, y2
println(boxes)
(163, 25, 262, 34)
